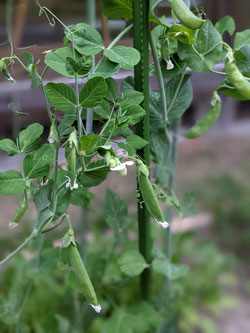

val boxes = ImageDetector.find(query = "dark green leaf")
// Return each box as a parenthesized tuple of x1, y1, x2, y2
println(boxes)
(23, 144, 55, 179)
(103, 189, 128, 233)
(65, 56, 92, 76)
(45, 83, 76, 112)
(234, 45, 250, 77)
(19, 123, 43, 153)
(0, 171, 26, 195)
(120, 76, 134, 92)
(0, 139, 19, 156)
(166, 74, 193, 123)
(215, 16, 235, 36)
(105, 78, 118, 102)
(178, 20, 226, 72)
(89, 59, 120, 79)
(104, 46, 140, 67)
(66, 23, 104, 55)
(79, 160, 109, 187)
(151, 128, 170, 164)
(79, 77, 107, 108)
(118, 89, 144, 107)
(33, 186, 50, 214)
(93, 99, 111, 119)
(118, 250, 148, 276)
(58, 113, 76, 137)
(80, 134, 101, 154)
(70, 188, 94, 206)
(99, 0, 133, 19)
(121, 104, 146, 125)
(44, 47, 82, 78)
(126, 134, 148, 149)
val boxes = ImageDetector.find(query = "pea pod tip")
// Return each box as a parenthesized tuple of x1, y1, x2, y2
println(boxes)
(90, 304, 102, 313)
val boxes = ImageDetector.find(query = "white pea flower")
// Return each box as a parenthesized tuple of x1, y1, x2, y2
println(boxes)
(65, 176, 79, 190)
(166, 60, 174, 70)
(90, 304, 102, 313)
(42, 50, 52, 54)
(110, 160, 134, 176)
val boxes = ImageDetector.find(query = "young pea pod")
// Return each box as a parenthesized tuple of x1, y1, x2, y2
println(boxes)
(184, 91, 221, 139)
(11, 188, 31, 225)
(225, 51, 250, 100)
(168, 0, 205, 30)
(65, 130, 78, 190)
(137, 161, 169, 229)
(63, 229, 101, 313)
(48, 119, 60, 146)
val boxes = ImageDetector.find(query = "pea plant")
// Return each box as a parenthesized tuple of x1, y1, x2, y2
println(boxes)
(0, 0, 250, 331)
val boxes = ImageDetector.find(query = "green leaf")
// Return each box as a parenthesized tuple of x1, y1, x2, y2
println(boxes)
(152, 258, 189, 280)
(21, 51, 34, 65)
(23, 144, 55, 179)
(0, 171, 26, 195)
(121, 76, 134, 91)
(58, 113, 76, 137)
(102, 309, 135, 333)
(235, 45, 250, 77)
(19, 123, 44, 153)
(93, 99, 111, 119)
(30, 64, 41, 88)
(35, 208, 54, 234)
(65, 55, 92, 76)
(151, 128, 170, 165)
(99, 0, 132, 19)
(45, 82, 76, 112)
(166, 74, 193, 123)
(118, 89, 144, 107)
(118, 250, 148, 276)
(126, 134, 148, 149)
(33, 186, 50, 214)
(178, 20, 226, 72)
(79, 160, 109, 187)
(103, 189, 128, 234)
(79, 77, 108, 107)
(66, 23, 105, 55)
(44, 47, 82, 78)
(104, 46, 140, 68)
(120, 104, 146, 126)
(80, 134, 101, 154)
(149, 91, 163, 133)
(215, 16, 235, 36)
(70, 188, 94, 206)
(167, 24, 196, 44)
(234, 29, 250, 50)
(105, 77, 118, 102)
(89, 59, 120, 79)
(149, 0, 171, 26)
(180, 192, 197, 218)
(128, 302, 163, 331)
(0, 139, 19, 156)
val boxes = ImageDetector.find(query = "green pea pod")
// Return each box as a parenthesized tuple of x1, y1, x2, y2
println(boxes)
(70, 145, 77, 189)
(161, 39, 170, 61)
(168, 0, 205, 30)
(11, 188, 31, 224)
(225, 51, 250, 100)
(48, 119, 59, 145)
(137, 163, 169, 229)
(184, 91, 221, 139)
(67, 242, 101, 313)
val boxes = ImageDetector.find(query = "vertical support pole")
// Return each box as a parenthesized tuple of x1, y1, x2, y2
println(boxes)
(132, 0, 151, 300)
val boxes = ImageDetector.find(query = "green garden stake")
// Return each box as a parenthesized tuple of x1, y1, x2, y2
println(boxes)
(132, 0, 152, 300)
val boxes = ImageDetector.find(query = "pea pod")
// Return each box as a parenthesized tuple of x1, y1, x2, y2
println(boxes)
(168, 0, 205, 30)
(11, 188, 31, 224)
(137, 162, 169, 229)
(63, 229, 101, 313)
(184, 91, 221, 139)
(225, 51, 250, 100)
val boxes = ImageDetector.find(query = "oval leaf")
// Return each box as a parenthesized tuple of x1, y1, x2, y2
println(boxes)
(118, 250, 148, 276)
(45, 83, 76, 112)
(0, 171, 26, 195)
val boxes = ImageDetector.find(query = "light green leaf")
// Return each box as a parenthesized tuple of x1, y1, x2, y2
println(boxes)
(180, 192, 197, 218)
(23, 144, 55, 179)
(178, 20, 227, 72)
(234, 29, 250, 50)
(93, 99, 111, 119)
(149, 0, 171, 26)
(30, 64, 41, 88)
(104, 46, 140, 67)
(118, 250, 148, 276)
(79, 77, 108, 107)
(128, 302, 163, 331)
(33, 186, 51, 214)
(217, 78, 250, 100)
(19, 123, 44, 153)
(89, 59, 120, 79)
(0, 139, 19, 156)
(21, 51, 34, 65)
(152, 258, 189, 280)
(215, 16, 235, 36)
(44, 47, 82, 78)
(105, 77, 118, 102)
(118, 89, 144, 107)
(102, 309, 135, 333)
(66, 23, 105, 55)
(99, 0, 133, 19)
(121, 104, 146, 126)
(126, 134, 148, 149)
(0, 171, 26, 195)
(80, 134, 101, 154)
(70, 187, 94, 206)
(104, 189, 128, 234)
(45, 82, 76, 112)
(235, 45, 250, 77)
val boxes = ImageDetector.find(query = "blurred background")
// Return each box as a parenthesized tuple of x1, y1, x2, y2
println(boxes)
(0, 0, 250, 332)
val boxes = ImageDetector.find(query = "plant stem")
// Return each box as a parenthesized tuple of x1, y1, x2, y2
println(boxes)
(209, 68, 227, 76)
(148, 30, 168, 123)
(106, 24, 133, 50)
(166, 119, 181, 259)
(41, 82, 53, 123)
(133, 0, 151, 300)
(0, 231, 35, 266)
